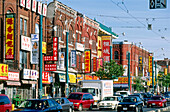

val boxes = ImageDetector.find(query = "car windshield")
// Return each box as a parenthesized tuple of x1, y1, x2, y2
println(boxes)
(119, 92, 127, 95)
(151, 97, 162, 100)
(103, 97, 115, 101)
(19, 100, 43, 109)
(68, 94, 82, 100)
(82, 88, 95, 96)
(123, 97, 136, 102)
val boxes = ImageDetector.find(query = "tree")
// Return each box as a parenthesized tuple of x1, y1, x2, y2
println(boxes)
(158, 72, 170, 92)
(132, 77, 145, 92)
(95, 60, 124, 80)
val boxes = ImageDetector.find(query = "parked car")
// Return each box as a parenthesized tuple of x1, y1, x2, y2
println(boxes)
(0, 94, 12, 112)
(117, 96, 143, 112)
(147, 96, 167, 108)
(67, 92, 94, 111)
(164, 94, 170, 102)
(52, 97, 74, 112)
(98, 96, 121, 110)
(12, 99, 62, 112)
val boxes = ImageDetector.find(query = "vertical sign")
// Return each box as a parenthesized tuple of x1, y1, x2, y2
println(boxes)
(32, 0, 37, 12)
(42, 42, 46, 54)
(5, 14, 15, 60)
(149, 56, 153, 76)
(97, 58, 103, 71)
(31, 34, 39, 64)
(0, 64, 8, 80)
(102, 36, 111, 62)
(53, 37, 58, 61)
(84, 49, 91, 73)
(42, 72, 50, 84)
(37, 2, 42, 15)
(139, 56, 143, 74)
(59, 52, 65, 69)
(93, 57, 97, 72)
(26, 0, 31, 9)
(20, 0, 26, 7)
(71, 50, 76, 68)
(42, 4, 47, 17)
(21, 35, 31, 51)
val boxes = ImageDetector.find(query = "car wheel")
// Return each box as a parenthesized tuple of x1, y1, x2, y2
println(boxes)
(69, 107, 72, 112)
(89, 103, 93, 110)
(135, 107, 139, 112)
(78, 104, 83, 111)
(5, 110, 9, 112)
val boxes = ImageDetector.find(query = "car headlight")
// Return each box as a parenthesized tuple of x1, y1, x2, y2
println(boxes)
(112, 103, 115, 106)
(118, 105, 122, 107)
(74, 103, 79, 105)
(129, 105, 136, 107)
(99, 103, 102, 106)
(107, 103, 112, 105)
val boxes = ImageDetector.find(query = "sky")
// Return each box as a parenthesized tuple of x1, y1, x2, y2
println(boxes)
(47, 0, 170, 60)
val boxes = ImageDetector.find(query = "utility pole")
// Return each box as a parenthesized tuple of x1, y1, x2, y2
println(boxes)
(128, 52, 131, 93)
(65, 31, 69, 97)
(155, 60, 157, 94)
(152, 57, 154, 93)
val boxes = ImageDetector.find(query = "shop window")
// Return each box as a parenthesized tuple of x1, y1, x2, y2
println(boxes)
(20, 18, 23, 35)
(35, 23, 39, 34)
(114, 51, 119, 60)
(24, 19, 27, 36)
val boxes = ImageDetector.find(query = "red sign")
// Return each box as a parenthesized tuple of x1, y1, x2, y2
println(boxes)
(45, 64, 57, 71)
(97, 58, 103, 71)
(93, 76, 99, 80)
(44, 56, 57, 61)
(84, 49, 91, 73)
(53, 37, 58, 59)
(93, 57, 97, 72)
(102, 36, 111, 62)
(42, 72, 50, 84)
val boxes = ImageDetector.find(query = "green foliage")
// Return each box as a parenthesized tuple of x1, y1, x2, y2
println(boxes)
(95, 60, 124, 80)
(158, 72, 170, 88)
(132, 77, 145, 92)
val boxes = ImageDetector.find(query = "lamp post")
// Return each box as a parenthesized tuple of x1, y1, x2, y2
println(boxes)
(65, 31, 69, 97)
(155, 60, 157, 93)
(128, 52, 131, 92)
(152, 57, 154, 93)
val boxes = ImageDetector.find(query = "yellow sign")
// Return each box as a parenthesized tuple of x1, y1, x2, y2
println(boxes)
(84, 49, 91, 73)
(42, 42, 46, 54)
(0, 64, 8, 80)
(149, 56, 153, 76)
(69, 74, 76, 83)
(164, 68, 167, 75)
(114, 77, 128, 84)
(98, 36, 102, 50)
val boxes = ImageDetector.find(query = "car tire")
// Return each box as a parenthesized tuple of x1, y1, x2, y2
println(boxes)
(78, 104, 83, 111)
(89, 104, 93, 110)
(69, 107, 72, 112)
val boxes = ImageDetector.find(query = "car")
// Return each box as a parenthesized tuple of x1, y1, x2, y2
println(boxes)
(141, 93, 152, 105)
(117, 96, 143, 112)
(67, 92, 94, 111)
(98, 96, 121, 110)
(129, 93, 144, 101)
(115, 91, 130, 97)
(0, 94, 12, 112)
(52, 97, 74, 112)
(147, 95, 167, 108)
(12, 99, 62, 112)
(164, 94, 170, 102)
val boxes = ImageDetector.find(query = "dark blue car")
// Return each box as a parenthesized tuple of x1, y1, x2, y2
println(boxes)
(12, 99, 62, 112)
(117, 96, 143, 112)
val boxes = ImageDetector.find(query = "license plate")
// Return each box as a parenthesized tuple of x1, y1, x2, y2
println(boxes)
(123, 108, 127, 110)
(152, 103, 155, 105)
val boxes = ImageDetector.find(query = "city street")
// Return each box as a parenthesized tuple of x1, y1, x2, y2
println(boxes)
(75, 103, 170, 112)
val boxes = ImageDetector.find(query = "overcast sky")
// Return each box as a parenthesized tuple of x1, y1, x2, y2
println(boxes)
(47, 0, 170, 60)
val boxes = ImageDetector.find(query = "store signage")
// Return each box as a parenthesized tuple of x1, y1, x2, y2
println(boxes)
(102, 36, 111, 62)
(97, 36, 102, 50)
(53, 37, 58, 60)
(59, 52, 65, 69)
(45, 64, 57, 71)
(23, 69, 38, 80)
(139, 56, 143, 72)
(5, 14, 15, 60)
(37, 2, 42, 15)
(8, 71, 19, 81)
(26, 0, 31, 10)
(97, 58, 103, 71)
(20, 0, 25, 7)
(59, 74, 65, 82)
(42, 4, 47, 16)
(93, 76, 99, 80)
(21, 35, 31, 51)
(42, 72, 50, 84)
(0, 64, 8, 80)
(149, 56, 153, 76)
(70, 50, 76, 68)
(30, 70, 39, 80)
(75, 42, 84, 52)
(42, 42, 46, 54)
(84, 49, 91, 73)
(69, 74, 76, 83)
(85, 75, 92, 80)
(93, 57, 97, 72)
(32, 0, 37, 12)
(77, 74, 83, 83)
(31, 34, 39, 64)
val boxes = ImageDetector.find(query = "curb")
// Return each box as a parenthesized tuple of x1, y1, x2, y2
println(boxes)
(147, 106, 170, 112)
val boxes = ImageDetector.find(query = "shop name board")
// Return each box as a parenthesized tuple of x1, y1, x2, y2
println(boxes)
(0, 64, 8, 80)
(8, 71, 19, 81)
(23, 69, 38, 80)
(45, 64, 57, 71)
(102, 36, 111, 62)
(21, 35, 31, 51)
(84, 49, 91, 73)
(42, 71, 50, 84)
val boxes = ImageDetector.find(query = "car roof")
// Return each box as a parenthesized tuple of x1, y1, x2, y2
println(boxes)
(0, 94, 8, 96)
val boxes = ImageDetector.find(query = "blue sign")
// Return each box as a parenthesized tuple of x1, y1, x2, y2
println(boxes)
(70, 50, 76, 67)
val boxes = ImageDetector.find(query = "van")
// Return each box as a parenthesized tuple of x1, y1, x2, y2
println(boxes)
(0, 94, 12, 112)
(67, 92, 94, 111)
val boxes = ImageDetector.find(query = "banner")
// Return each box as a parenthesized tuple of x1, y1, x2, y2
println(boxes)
(149, 56, 153, 76)
(0, 64, 8, 80)
(59, 52, 65, 69)
(84, 49, 91, 73)
(21, 35, 31, 51)
(42, 42, 46, 54)
(97, 58, 103, 71)
(31, 34, 39, 64)
(42, 72, 50, 84)
(5, 14, 15, 60)
(102, 36, 111, 62)
(93, 57, 97, 72)
(53, 37, 58, 61)
(70, 50, 76, 68)
(69, 74, 76, 83)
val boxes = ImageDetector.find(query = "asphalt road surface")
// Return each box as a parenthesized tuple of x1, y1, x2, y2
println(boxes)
(74, 103, 170, 112)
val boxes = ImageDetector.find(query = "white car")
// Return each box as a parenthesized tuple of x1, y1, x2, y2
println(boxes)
(98, 96, 121, 110)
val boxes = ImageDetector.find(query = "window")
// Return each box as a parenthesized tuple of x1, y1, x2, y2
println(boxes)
(76, 32, 78, 42)
(20, 18, 23, 35)
(69, 30, 73, 44)
(24, 19, 27, 36)
(79, 33, 82, 43)
(114, 51, 119, 60)
(92, 40, 96, 51)
(20, 51, 27, 69)
(35, 23, 39, 34)
(85, 37, 89, 48)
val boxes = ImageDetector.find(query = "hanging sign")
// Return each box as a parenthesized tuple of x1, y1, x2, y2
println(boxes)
(53, 37, 58, 61)
(31, 34, 39, 64)
(102, 36, 111, 62)
(70, 50, 76, 68)
(84, 49, 91, 73)
(93, 57, 97, 72)
(26, 0, 31, 9)
(21, 35, 31, 51)
(42, 72, 50, 84)
(59, 52, 65, 69)
(97, 58, 103, 71)
(20, 0, 26, 7)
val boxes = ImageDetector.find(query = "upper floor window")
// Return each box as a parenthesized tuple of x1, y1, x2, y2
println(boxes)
(35, 23, 39, 34)
(20, 50, 27, 69)
(24, 19, 27, 36)
(79, 33, 82, 43)
(92, 40, 96, 52)
(76, 32, 78, 42)
(20, 18, 23, 35)
(114, 51, 119, 60)
(69, 30, 73, 44)
(56, 25, 63, 41)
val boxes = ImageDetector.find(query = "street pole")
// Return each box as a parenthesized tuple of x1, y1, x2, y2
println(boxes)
(128, 52, 131, 93)
(38, 14, 43, 99)
(65, 31, 69, 97)
(110, 45, 112, 61)
(155, 61, 157, 94)
(152, 57, 154, 93)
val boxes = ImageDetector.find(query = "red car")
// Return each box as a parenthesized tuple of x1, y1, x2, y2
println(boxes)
(0, 94, 12, 112)
(67, 92, 94, 111)
(147, 95, 167, 108)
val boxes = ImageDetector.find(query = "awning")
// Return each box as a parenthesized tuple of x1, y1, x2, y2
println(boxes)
(6, 81, 21, 86)
(21, 80, 37, 84)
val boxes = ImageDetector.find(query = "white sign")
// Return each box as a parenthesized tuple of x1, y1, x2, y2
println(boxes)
(23, 69, 38, 80)
(43, 4, 47, 17)
(23, 69, 31, 79)
(21, 35, 31, 51)
(8, 72, 20, 81)
(75, 42, 84, 52)
(32, 0, 37, 12)
(70, 50, 76, 67)
(30, 70, 38, 80)
(20, 0, 26, 7)
(37, 2, 42, 14)
(26, 0, 31, 10)
(59, 52, 65, 69)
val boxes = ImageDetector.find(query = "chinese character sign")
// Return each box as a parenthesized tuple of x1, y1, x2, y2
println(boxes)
(0, 64, 8, 80)
(84, 49, 91, 73)
(53, 37, 58, 61)
(5, 16, 15, 60)
(102, 36, 111, 62)
(149, 56, 152, 76)
(93, 57, 97, 72)
(71, 50, 76, 68)
(97, 58, 103, 71)
(42, 72, 50, 84)
(139, 56, 143, 72)
(42, 42, 46, 54)
(59, 52, 65, 69)
(21, 35, 31, 51)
